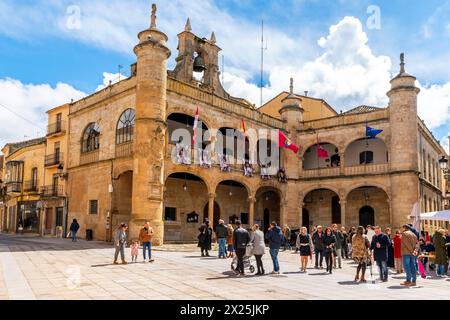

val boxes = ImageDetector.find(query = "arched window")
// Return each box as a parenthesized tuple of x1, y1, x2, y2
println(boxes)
(359, 151, 374, 164)
(81, 123, 100, 153)
(116, 109, 135, 144)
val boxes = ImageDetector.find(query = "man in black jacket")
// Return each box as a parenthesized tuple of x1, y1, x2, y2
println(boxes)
(332, 224, 344, 268)
(370, 226, 390, 282)
(233, 220, 250, 275)
(215, 219, 228, 259)
(312, 226, 325, 269)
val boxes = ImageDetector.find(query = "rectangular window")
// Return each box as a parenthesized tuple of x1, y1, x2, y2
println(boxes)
(241, 212, 248, 225)
(89, 200, 98, 215)
(164, 207, 176, 221)
(55, 207, 63, 227)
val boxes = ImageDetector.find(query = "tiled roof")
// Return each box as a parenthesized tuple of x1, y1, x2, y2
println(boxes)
(343, 105, 384, 115)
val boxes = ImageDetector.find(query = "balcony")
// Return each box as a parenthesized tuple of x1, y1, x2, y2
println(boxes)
(344, 163, 389, 176)
(115, 142, 134, 158)
(80, 150, 99, 165)
(47, 121, 66, 136)
(40, 185, 64, 197)
(23, 180, 39, 193)
(302, 167, 340, 178)
(6, 182, 22, 193)
(45, 152, 63, 167)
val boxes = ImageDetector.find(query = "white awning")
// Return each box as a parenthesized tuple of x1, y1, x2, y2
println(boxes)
(420, 210, 450, 221)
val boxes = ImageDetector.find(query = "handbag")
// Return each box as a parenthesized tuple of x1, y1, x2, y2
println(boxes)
(245, 244, 254, 256)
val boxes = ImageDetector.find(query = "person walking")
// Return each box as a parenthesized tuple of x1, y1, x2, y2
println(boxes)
(433, 229, 447, 277)
(197, 219, 213, 257)
(332, 224, 343, 268)
(139, 222, 154, 262)
(265, 222, 283, 274)
(444, 229, 450, 275)
(226, 223, 234, 258)
(113, 223, 128, 265)
(282, 225, 291, 251)
(215, 219, 228, 259)
(385, 228, 395, 270)
(352, 226, 370, 282)
(400, 224, 420, 286)
(233, 220, 250, 275)
(251, 224, 265, 275)
(370, 226, 390, 282)
(323, 227, 336, 274)
(348, 226, 356, 256)
(366, 225, 375, 243)
(296, 227, 313, 273)
(69, 219, 80, 242)
(312, 226, 325, 269)
(393, 230, 403, 274)
(341, 227, 349, 259)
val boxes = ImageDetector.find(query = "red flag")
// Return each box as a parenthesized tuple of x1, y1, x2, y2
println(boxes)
(192, 107, 199, 145)
(278, 130, 299, 154)
(317, 143, 329, 158)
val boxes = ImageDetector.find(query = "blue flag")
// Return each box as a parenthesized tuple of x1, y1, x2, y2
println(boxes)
(366, 123, 383, 138)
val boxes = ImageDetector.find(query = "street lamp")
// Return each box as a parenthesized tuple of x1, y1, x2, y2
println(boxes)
(439, 155, 448, 170)
(57, 164, 69, 180)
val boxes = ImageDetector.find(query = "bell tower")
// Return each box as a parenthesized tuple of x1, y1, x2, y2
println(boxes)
(172, 20, 228, 98)
(387, 53, 420, 229)
(130, 3, 171, 245)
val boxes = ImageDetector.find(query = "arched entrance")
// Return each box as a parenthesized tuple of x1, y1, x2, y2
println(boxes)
(302, 208, 310, 232)
(255, 186, 281, 232)
(203, 201, 220, 231)
(346, 186, 390, 227)
(302, 188, 340, 227)
(303, 142, 340, 169)
(215, 180, 249, 228)
(111, 170, 133, 241)
(359, 206, 375, 227)
(164, 172, 209, 242)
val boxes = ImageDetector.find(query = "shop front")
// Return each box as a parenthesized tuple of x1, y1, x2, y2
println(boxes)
(17, 201, 40, 233)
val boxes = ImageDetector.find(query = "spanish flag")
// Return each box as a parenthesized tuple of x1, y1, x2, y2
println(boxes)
(278, 130, 299, 154)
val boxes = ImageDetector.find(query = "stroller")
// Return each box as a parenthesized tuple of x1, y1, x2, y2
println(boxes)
(231, 246, 255, 274)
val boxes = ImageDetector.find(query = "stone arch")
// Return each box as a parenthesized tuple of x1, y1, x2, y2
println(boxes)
(113, 162, 134, 179)
(302, 141, 340, 169)
(343, 183, 390, 201)
(343, 136, 388, 155)
(164, 170, 213, 194)
(166, 109, 213, 131)
(343, 137, 388, 166)
(300, 185, 341, 204)
(212, 177, 252, 196)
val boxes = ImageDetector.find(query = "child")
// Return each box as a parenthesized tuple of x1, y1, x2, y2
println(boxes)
(130, 240, 139, 263)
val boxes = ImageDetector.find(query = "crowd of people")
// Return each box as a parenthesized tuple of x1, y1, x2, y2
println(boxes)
(70, 217, 450, 286)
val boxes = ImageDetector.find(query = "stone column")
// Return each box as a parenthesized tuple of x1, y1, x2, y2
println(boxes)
(339, 152, 345, 175)
(298, 201, 303, 228)
(248, 196, 256, 227)
(208, 193, 215, 224)
(340, 200, 346, 228)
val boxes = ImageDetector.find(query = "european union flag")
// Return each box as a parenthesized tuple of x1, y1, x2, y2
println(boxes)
(366, 124, 383, 138)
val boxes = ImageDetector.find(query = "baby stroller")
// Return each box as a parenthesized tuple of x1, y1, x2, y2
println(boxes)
(231, 246, 255, 274)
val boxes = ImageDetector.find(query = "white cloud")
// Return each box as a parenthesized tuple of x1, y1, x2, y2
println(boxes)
(417, 82, 450, 129)
(95, 72, 128, 92)
(441, 134, 450, 155)
(0, 78, 85, 148)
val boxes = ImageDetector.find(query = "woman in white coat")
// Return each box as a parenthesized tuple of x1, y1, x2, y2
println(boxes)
(251, 224, 266, 275)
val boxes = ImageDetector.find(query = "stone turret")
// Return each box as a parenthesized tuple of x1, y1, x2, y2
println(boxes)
(130, 3, 171, 245)
(387, 53, 420, 229)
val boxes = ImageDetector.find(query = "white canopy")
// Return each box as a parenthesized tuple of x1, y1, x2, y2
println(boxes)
(420, 210, 450, 222)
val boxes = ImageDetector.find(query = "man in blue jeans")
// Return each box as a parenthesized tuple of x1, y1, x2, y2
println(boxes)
(370, 226, 390, 282)
(400, 224, 419, 286)
(215, 219, 228, 259)
(265, 221, 283, 274)
(139, 222, 154, 262)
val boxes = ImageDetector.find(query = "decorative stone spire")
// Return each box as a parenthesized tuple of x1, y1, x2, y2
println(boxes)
(210, 31, 216, 44)
(281, 77, 302, 109)
(289, 77, 294, 94)
(150, 3, 157, 29)
(400, 52, 405, 74)
(185, 18, 192, 32)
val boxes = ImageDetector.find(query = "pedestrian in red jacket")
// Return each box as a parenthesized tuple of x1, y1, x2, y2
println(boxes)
(393, 230, 403, 274)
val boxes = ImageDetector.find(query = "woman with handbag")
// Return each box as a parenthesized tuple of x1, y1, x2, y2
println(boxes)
(251, 224, 265, 275)
(352, 226, 371, 283)
(197, 219, 213, 257)
(296, 227, 313, 273)
(323, 227, 336, 274)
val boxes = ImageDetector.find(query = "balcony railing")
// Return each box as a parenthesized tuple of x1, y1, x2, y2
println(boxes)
(302, 167, 340, 178)
(344, 163, 389, 175)
(80, 150, 99, 165)
(47, 121, 66, 136)
(115, 142, 134, 158)
(45, 152, 63, 167)
(23, 180, 39, 192)
(6, 182, 22, 193)
(40, 185, 64, 197)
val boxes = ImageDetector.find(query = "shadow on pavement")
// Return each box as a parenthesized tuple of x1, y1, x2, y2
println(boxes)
(308, 272, 329, 276)
(387, 285, 418, 289)
(337, 281, 359, 285)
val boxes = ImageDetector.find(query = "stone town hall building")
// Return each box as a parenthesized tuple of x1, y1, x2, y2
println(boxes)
(0, 5, 448, 243)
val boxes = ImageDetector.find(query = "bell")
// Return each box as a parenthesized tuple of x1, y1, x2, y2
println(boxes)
(193, 54, 206, 72)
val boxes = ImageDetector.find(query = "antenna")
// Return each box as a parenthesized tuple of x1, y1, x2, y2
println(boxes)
(260, 20, 268, 108)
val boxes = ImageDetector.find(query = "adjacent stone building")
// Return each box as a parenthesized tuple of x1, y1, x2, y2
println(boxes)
(1, 5, 448, 241)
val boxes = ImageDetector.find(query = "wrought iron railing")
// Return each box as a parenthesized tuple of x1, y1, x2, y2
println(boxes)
(45, 152, 63, 167)
(47, 121, 66, 136)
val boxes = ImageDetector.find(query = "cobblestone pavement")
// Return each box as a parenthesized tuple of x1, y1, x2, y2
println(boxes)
(0, 233, 449, 300)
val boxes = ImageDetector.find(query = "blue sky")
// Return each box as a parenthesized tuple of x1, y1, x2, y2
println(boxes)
(0, 0, 449, 151)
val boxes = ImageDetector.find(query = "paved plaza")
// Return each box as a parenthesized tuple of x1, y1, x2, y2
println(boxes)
(0, 233, 449, 300)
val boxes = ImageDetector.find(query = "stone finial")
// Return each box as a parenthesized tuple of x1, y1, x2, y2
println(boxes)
(185, 18, 192, 32)
(210, 31, 216, 44)
(150, 3, 157, 28)
(400, 52, 405, 73)
(289, 77, 294, 94)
